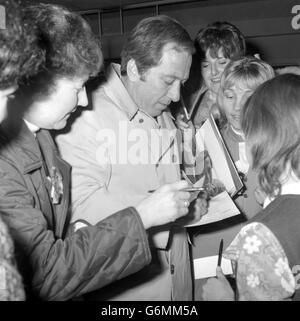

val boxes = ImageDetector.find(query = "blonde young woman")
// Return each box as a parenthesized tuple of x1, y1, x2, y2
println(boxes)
(203, 74, 300, 301)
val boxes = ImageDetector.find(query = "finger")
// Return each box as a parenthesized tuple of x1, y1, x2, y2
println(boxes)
(182, 200, 190, 208)
(187, 120, 194, 127)
(177, 114, 189, 124)
(216, 266, 226, 279)
(177, 191, 190, 201)
(168, 180, 189, 191)
(177, 120, 189, 129)
(175, 199, 190, 211)
(159, 180, 188, 193)
(177, 206, 189, 217)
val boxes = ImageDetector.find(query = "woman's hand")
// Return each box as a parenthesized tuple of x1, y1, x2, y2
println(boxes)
(176, 113, 197, 133)
(202, 267, 235, 301)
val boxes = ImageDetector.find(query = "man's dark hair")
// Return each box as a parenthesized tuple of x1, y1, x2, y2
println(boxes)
(121, 15, 194, 76)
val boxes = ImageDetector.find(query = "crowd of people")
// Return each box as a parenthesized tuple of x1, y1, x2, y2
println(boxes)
(0, 0, 300, 301)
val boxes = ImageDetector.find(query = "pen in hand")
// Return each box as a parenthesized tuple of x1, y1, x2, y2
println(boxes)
(148, 186, 205, 193)
(180, 95, 191, 122)
(217, 238, 224, 267)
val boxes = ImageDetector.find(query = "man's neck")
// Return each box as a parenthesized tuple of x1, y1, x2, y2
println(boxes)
(23, 118, 40, 135)
(120, 74, 143, 112)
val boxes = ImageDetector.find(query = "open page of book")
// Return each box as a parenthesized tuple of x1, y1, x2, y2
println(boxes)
(195, 115, 243, 196)
(185, 191, 240, 227)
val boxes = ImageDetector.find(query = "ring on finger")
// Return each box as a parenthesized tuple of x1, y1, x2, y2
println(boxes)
(184, 200, 189, 207)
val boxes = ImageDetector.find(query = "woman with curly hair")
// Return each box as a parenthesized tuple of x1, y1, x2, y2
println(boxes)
(0, 3, 191, 301)
(0, 0, 42, 123)
(176, 21, 246, 130)
(0, 0, 42, 301)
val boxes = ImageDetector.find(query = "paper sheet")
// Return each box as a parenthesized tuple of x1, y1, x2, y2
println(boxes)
(185, 191, 240, 227)
(193, 255, 233, 279)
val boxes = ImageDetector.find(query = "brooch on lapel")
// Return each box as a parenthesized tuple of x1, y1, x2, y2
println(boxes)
(49, 166, 63, 204)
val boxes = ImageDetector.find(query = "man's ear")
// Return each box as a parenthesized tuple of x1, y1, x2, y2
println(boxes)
(127, 59, 140, 81)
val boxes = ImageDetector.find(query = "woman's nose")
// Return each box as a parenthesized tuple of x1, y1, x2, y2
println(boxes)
(235, 95, 247, 111)
(211, 63, 218, 76)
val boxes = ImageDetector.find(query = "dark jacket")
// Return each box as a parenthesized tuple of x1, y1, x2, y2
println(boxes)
(0, 120, 151, 301)
(251, 195, 300, 301)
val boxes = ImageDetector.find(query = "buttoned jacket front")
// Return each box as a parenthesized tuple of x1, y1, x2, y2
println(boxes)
(0, 119, 151, 300)
(56, 63, 192, 301)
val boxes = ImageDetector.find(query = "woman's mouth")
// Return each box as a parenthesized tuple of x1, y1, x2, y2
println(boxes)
(211, 78, 221, 83)
(231, 114, 240, 121)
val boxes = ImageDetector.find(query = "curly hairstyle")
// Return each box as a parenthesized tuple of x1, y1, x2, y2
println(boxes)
(241, 74, 300, 198)
(0, 0, 43, 90)
(195, 21, 246, 60)
(22, 3, 103, 99)
(120, 15, 194, 77)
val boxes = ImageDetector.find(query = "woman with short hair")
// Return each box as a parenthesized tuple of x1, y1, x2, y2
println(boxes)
(0, 3, 191, 301)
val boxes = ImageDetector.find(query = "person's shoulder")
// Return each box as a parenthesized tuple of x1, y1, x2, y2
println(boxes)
(271, 194, 300, 213)
(0, 133, 23, 168)
(91, 83, 120, 116)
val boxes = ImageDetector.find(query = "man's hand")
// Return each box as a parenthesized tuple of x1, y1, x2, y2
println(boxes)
(175, 192, 208, 226)
(136, 180, 190, 229)
(202, 267, 235, 301)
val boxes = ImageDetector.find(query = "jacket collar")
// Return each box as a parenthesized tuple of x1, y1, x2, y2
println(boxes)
(95, 63, 177, 126)
(223, 124, 245, 143)
(263, 176, 300, 209)
(99, 63, 139, 121)
(0, 118, 44, 174)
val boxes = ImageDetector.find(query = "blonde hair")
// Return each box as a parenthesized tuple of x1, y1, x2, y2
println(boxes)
(217, 56, 274, 123)
(220, 56, 274, 92)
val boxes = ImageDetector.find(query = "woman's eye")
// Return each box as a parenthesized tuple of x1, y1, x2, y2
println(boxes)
(218, 60, 228, 65)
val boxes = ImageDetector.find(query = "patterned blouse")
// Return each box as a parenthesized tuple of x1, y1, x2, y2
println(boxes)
(224, 222, 296, 300)
(0, 217, 25, 300)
